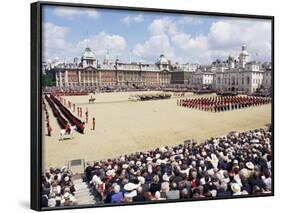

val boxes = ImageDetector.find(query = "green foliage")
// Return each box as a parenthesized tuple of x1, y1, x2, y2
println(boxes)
(42, 74, 55, 87)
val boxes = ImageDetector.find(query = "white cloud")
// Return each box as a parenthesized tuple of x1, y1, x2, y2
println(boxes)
(43, 23, 127, 62)
(172, 33, 208, 51)
(42, 22, 74, 60)
(136, 17, 205, 63)
(135, 17, 271, 64)
(53, 7, 99, 20)
(77, 32, 127, 59)
(43, 15, 271, 64)
(138, 17, 211, 63)
(85, 10, 99, 18)
(133, 34, 179, 63)
(148, 16, 203, 36)
(148, 17, 178, 35)
(121, 14, 144, 25)
(209, 20, 251, 49)
(207, 19, 271, 61)
(171, 33, 210, 63)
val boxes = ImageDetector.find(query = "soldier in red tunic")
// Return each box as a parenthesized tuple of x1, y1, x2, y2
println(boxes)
(64, 123, 70, 134)
(92, 117, 95, 130)
(47, 124, 52, 136)
(85, 108, 88, 123)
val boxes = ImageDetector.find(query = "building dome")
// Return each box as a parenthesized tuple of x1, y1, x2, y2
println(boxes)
(238, 45, 249, 68)
(240, 45, 249, 56)
(103, 50, 112, 65)
(104, 52, 110, 61)
(228, 55, 235, 61)
(82, 47, 96, 59)
(104, 50, 111, 60)
(157, 54, 169, 64)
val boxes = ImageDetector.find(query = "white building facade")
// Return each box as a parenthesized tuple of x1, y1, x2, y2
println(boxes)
(45, 45, 271, 94)
(213, 45, 271, 94)
(190, 71, 214, 88)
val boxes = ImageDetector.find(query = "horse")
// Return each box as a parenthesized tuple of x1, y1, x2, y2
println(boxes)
(59, 125, 77, 141)
(89, 98, 96, 104)
(89, 96, 96, 104)
(128, 95, 138, 101)
(173, 92, 185, 97)
(179, 92, 185, 97)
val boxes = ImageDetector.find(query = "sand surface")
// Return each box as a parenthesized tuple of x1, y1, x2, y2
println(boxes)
(42, 91, 271, 169)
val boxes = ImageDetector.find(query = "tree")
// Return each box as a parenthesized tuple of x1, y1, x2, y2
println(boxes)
(42, 74, 55, 87)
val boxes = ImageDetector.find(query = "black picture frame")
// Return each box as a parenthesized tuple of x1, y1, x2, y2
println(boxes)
(31, 1, 274, 211)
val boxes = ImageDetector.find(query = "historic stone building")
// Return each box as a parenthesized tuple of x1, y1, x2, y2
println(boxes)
(171, 71, 190, 84)
(171, 63, 199, 84)
(46, 45, 271, 95)
(262, 63, 272, 90)
(213, 45, 270, 94)
(48, 47, 172, 88)
(189, 71, 215, 88)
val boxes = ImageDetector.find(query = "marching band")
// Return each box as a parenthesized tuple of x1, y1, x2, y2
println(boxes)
(177, 96, 271, 112)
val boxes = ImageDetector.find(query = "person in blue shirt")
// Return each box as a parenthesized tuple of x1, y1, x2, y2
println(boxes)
(111, 184, 124, 203)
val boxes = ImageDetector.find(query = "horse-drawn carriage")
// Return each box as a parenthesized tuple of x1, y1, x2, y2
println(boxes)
(128, 93, 172, 101)
(173, 92, 185, 97)
(128, 94, 139, 101)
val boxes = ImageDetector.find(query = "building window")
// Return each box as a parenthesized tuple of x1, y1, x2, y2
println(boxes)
(232, 77, 235, 85)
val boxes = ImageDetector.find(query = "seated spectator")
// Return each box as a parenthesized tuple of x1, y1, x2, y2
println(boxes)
(111, 184, 123, 203)
(41, 167, 77, 207)
(42, 127, 272, 206)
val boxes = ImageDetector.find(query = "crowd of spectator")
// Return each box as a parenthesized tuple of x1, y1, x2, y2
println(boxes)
(43, 84, 196, 94)
(83, 127, 272, 204)
(42, 167, 77, 207)
(42, 127, 272, 207)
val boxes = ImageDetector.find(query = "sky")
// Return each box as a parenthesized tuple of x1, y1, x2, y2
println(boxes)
(42, 5, 272, 64)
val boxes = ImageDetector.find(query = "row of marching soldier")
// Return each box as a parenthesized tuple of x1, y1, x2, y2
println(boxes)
(177, 96, 271, 112)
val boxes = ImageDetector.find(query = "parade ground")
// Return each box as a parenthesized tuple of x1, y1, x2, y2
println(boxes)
(42, 91, 272, 168)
